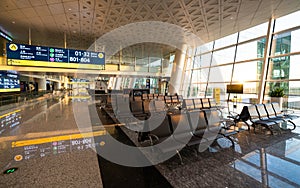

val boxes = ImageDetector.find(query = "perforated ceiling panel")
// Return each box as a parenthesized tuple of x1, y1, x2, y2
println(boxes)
(0, 0, 300, 50)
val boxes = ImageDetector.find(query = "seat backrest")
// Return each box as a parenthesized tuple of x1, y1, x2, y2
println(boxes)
(142, 93, 148, 100)
(171, 95, 179, 103)
(153, 94, 159, 98)
(149, 116, 172, 138)
(188, 110, 207, 132)
(169, 113, 191, 134)
(255, 104, 269, 120)
(154, 100, 166, 112)
(134, 95, 142, 101)
(148, 94, 154, 100)
(116, 96, 132, 116)
(130, 101, 144, 114)
(183, 99, 195, 110)
(193, 98, 203, 109)
(247, 105, 260, 121)
(203, 110, 221, 131)
(165, 96, 172, 104)
(271, 102, 282, 116)
(143, 100, 152, 114)
(264, 103, 276, 118)
(209, 98, 217, 108)
(158, 95, 165, 101)
(201, 98, 210, 109)
(177, 95, 183, 102)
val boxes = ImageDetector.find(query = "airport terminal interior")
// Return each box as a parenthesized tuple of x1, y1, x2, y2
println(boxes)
(1, 0, 300, 187)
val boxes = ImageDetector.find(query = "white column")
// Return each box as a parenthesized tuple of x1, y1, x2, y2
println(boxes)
(37, 78, 46, 91)
(115, 77, 122, 90)
(129, 77, 136, 88)
(168, 45, 188, 94)
(258, 18, 275, 103)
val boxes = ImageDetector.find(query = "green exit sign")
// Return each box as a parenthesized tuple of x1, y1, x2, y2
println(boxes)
(3, 167, 18, 174)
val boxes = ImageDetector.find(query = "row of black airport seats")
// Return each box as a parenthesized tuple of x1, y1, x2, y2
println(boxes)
(107, 95, 224, 122)
(238, 102, 298, 134)
(134, 94, 184, 106)
(182, 98, 221, 111)
(137, 109, 236, 164)
(106, 94, 168, 121)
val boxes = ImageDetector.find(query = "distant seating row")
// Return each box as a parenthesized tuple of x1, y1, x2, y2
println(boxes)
(135, 94, 183, 106)
(183, 98, 221, 111)
(107, 94, 169, 121)
(239, 102, 298, 134)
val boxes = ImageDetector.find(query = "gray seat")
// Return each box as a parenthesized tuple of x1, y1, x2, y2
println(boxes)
(272, 102, 299, 120)
(247, 105, 277, 134)
(256, 104, 284, 124)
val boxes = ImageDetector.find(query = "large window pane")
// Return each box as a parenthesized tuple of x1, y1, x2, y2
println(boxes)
(267, 55, 300, 91)
(232, 61, 262, 82)
(214, 33, 238, 49)
(265, 80, 300, 109)
(275, 10, 300, 32)
(196, 41, 214, 54)
(208, 64, 233, 82)
(120, 65, 134, 71)
(193, 56, 201, 68)
(271, 29, 300, 56)
(290, 55, 300, 80)
(235, 39, 265, 62)
(188, 83, 206, 98)
(239, 22, 268, 42)
(206, 83, 227, 101)
(191, 68, 209, 83)
(194, 53, 212, 68)
(212, 47, 235, 65)
(242, 82, 260, 94)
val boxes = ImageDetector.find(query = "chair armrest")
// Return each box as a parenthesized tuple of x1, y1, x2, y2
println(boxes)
(282, 109, 295, 115)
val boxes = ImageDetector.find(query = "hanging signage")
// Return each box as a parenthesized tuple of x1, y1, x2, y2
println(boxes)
(6, 43, 105, 70)
(0, 30, 12, 41)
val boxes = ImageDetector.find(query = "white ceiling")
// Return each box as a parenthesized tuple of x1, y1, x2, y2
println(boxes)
(0, 0, 300, 50)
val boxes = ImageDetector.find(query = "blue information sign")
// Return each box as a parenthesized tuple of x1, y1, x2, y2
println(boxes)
(0, 71, 20, 92)
(6, 43, 105, 70)
(68, 49, 105, 65)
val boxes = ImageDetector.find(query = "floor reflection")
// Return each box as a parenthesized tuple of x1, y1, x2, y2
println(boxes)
(0, 130, 106, 171)
(231, 136, 300, 188)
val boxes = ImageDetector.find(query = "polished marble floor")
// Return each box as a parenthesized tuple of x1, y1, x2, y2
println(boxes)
(0, 95, 300, 188)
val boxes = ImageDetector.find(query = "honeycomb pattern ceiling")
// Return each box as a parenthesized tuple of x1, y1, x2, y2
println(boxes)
(0, 0, 300, 51)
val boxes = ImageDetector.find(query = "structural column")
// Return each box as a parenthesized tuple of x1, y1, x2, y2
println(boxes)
(168, 45, 188, 94)
(258, 18, 275, 103)
(37, 78, 46, 91)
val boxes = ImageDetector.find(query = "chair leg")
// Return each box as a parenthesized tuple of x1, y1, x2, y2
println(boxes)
(226, 136, 235, 148)
(176, 150, 183, 165)
(288, 120, 296, 130)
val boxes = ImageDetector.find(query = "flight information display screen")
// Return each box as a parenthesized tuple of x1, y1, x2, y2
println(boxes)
(6, 43, 105, 70)
(0, 70, 20, 92)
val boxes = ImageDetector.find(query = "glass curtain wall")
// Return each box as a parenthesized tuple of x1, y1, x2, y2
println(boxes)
(187, 22, 268, 104)
(186, 10, 300, 110)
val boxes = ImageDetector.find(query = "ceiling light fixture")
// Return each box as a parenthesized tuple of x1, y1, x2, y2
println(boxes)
(12, 21, 15, 24)
(68, 8, 72, 11)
